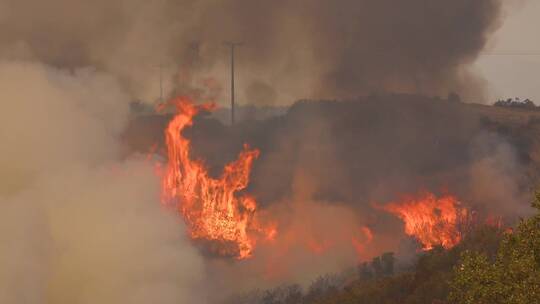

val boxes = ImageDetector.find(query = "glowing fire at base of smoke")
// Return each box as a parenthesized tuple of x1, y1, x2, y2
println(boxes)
(381, 192, 468, 251)
(160, 97, 275, 259)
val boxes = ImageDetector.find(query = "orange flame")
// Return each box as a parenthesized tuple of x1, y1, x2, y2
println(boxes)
(160, 97, 273, 259)
(382, 192, 467, 250)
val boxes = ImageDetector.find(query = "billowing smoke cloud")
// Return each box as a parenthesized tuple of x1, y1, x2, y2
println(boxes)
(0, 0, 521, 300)
(0, 0, 504, 104)
(0, 62, 204, 303)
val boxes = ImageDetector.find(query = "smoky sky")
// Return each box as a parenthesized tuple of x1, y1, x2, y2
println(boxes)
(0, 0, 503, 104)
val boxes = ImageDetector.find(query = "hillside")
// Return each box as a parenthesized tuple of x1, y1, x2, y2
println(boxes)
(124, 95, 540, 212)
(123, 95, 540, 303)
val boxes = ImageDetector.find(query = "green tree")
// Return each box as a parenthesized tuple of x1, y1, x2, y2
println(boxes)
(449, 194, 540, 304)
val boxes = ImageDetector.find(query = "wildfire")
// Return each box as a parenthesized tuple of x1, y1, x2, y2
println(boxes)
(381, 192, 468, 250)
(160, 97, 273, 259)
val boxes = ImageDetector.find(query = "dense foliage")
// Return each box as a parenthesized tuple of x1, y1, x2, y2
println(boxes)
(494, 98, 536, 109)
(449, 195, 540, 304)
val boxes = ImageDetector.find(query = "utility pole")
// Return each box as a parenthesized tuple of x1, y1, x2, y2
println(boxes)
(224, 41, 243, 125)
(154, 62, 164, 104)
(158, 62, 163, 103)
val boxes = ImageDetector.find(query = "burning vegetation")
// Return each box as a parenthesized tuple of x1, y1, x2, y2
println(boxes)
(149, 95, 536, 267)
(118, 91, 540, 303)
(380, 192, 468, 250)
(160, 97, 275, 259)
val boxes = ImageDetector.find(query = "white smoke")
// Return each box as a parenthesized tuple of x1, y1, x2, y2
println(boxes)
(0, 61, 204, 304)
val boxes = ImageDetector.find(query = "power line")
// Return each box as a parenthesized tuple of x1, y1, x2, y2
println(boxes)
(481, 52, 540, 56)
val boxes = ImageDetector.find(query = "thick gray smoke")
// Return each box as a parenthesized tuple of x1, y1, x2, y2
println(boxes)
(0, 0, 503, 104)
(0, 1, 524, 302)
(0, 61, 204, 304)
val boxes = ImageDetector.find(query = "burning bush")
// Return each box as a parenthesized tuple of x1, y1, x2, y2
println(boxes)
(380, 191, 469, 251)
(159, 97, 275, 259)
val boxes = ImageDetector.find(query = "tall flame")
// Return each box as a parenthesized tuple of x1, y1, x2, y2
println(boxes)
(160, 97, 272, 259)
(382, 192, 467, 250)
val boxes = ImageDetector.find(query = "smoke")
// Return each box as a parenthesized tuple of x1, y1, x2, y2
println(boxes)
(170, 94, 535, 263)
(0, 1, 529, 301)
(468, 132, 532, 220)
(200, 169, 381, 303)
(0, 0, 504, 104)
(0, 61, 204, 304)
(123, 89, 540, 299)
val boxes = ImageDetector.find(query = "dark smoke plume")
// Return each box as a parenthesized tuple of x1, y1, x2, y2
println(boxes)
(0, 0, 503, 103)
